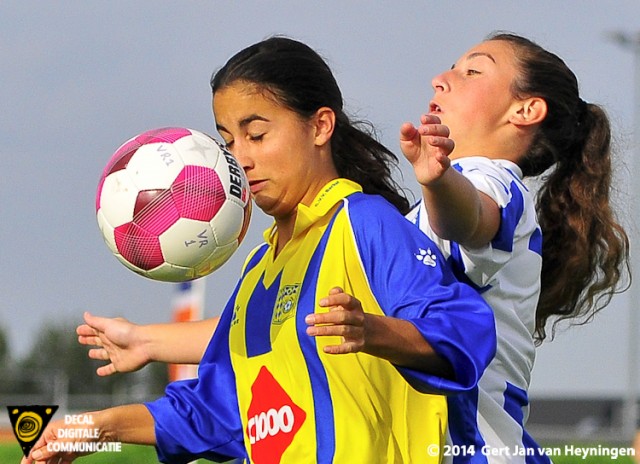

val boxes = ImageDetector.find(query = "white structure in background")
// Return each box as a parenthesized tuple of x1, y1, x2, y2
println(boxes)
(170, 279, 206, 381)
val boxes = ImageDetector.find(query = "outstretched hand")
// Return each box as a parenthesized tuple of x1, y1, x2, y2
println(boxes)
(400, 114, 454, 186)
(20, 418, 96, 464)
(305, 287, 368, 354)
(77, 312, 150, 376)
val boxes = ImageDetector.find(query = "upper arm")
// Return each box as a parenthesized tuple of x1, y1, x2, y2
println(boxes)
(463, 190, 501, 249)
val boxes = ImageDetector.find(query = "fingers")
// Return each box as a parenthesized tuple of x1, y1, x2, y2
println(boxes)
(427, 136, 455, 159)
(87, 348, 117, 376)
(318, 287, 359, 310)
(76, 323, 99, 337)
(420, 113, 442, 125)
(323, 341, 361, 355)
(306, 288, 365, 344)
(307, 320, 363, 338)
(83, 311, 109, 332)
(306, 315, 365, 354)
(88, 348, 109, 361)
(96, 363, 117, 377)
(77, 334, 101, 348)
(399, 121, 419, 141)
(417, 122, 450, 138)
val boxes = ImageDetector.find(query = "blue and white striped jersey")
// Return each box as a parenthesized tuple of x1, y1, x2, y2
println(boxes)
(407, 157, 551, 464)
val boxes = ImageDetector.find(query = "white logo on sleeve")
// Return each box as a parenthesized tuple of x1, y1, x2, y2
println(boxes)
(415, 248, 437, 267)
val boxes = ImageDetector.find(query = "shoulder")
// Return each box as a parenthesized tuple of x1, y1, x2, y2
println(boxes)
(344, 191, 403, 216)
(341, 192, 439, 255)
(453, 157, 529, 208)
(342, 192, 412, 230)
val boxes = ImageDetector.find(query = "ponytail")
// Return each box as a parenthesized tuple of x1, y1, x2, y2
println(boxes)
(488, 32, 631, 342)
(534, 103, 630, 341)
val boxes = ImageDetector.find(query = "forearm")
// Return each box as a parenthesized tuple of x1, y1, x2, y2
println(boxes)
(96, 404, 156, 445)
(421, 167, 483, 242)
(362, 314, 454, 379)
(143, 317, 219, 364)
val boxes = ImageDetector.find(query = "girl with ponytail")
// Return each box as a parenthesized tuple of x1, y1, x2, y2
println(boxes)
(401, 31, 630, 463)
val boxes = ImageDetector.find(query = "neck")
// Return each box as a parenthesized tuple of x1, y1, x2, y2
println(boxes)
(449, 125, 533, 165)
(273, 212, 296, 257)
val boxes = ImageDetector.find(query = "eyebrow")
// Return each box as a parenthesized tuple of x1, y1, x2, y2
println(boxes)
(467, 52, 496, 63)
(216, 114, 270, 133)
(451, 51, 496, 70)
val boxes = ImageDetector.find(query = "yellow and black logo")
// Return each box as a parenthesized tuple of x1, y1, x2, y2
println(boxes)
(7, 405, 58, 457)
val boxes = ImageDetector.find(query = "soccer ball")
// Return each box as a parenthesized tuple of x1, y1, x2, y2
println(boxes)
(96, 127, 251, 282)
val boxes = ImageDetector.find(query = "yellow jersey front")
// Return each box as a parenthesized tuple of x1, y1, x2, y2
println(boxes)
(147, 179, 496, 464)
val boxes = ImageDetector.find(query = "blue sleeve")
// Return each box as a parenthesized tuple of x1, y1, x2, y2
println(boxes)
(348, 194, 496, 394)
(145, 288, 247, 464)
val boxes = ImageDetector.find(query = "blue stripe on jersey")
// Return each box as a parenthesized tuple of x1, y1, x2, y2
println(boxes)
(529, 227, 543, 256)
(447, 389, 488, 464)
(448, 243, 492, 294)
(504, 383, 551, 464)
(504, 167, 529, 192)
(244, 243, 269, 274)
(243, 244, 273, 358)
(148, 278, 248, 463)
(295, 204, 343, 463)
(491, 180, 524, 253)
(245, 273, 281, 357)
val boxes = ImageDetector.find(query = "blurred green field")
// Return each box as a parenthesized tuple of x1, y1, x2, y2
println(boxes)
(1, 441, 637, 463)
(0, 442, 224, 463)
(0, 442, 163, 463)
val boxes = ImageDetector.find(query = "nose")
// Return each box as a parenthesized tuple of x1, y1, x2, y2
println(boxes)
(431, 71, 449, 93)
(229, 142, 254, 173)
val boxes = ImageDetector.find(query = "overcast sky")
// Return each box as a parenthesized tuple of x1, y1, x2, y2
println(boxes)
(2, 0, 640, 398)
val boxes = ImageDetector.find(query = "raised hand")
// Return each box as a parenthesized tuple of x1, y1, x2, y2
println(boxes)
(400, 114, 454, 186)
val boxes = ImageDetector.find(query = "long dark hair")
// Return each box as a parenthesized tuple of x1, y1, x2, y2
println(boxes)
(210, 36, 410, 215)
(488, 32, 630, 342)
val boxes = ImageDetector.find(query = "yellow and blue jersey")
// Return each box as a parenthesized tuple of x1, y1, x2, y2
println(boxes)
(147, 179, 496, 464)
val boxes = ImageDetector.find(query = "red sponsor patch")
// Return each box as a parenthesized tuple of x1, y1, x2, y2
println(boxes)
(247, 366, 306, 464)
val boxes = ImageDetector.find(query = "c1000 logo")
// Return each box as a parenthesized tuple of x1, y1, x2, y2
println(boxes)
(247, 366, 306, 463)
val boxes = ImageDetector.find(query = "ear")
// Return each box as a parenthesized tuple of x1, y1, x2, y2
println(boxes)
(509, 97, 547, 127)
(312, 107, 336, 147)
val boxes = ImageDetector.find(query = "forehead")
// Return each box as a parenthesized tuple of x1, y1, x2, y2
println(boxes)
(459, 40, 518, 68)
(213, 83, 284, 126)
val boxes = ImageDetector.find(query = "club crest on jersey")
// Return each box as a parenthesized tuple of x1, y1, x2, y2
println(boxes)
(272, 284, 300, 325)
(247, 366, 306, 463)
(231, 304, 240, 327)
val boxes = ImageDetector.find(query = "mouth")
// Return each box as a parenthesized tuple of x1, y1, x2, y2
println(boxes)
(429, 101, 442, 114)
(248, 179, 266, 194)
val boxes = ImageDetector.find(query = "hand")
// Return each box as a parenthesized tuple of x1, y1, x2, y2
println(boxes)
(77, 312, 150, 376)
(21, 417, 98, 464)
(305, 287, 367, 354)
(400, 114, 454, 186)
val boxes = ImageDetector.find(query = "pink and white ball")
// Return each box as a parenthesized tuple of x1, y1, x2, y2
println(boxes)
(96, 127, 251, 282)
